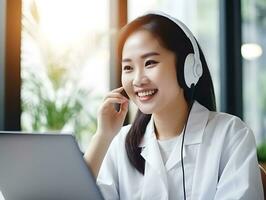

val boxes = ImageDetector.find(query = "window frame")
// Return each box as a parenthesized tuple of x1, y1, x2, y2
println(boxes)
(220, 0, 243, 118)
(0, 0, 6, 130)
(4, 0, 21, 130)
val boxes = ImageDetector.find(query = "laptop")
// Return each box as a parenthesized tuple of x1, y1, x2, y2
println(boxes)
(0, 132, 104, 200)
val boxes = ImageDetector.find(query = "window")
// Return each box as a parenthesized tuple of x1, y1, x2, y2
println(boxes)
(21, 0, 110, 151)
(242, 0, 266, 144)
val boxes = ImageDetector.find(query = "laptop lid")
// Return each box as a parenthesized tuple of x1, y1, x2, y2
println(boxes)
(0, 132, 104, 200)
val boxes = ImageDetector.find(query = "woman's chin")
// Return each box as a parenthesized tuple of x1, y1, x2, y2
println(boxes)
(132, 100, 156, 114)
(138, 106, 154, 115)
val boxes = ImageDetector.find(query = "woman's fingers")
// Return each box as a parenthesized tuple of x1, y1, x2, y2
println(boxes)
(104, 92, 128, 101)
(103, 97, 128, 105)
(103, 87, 129, 102)
(111, 86, 124, 93)
(99, 86, 129, 116)
(119, 101, 129, 114)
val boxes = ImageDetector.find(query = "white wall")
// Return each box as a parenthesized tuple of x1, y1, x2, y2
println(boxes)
(0, 0, 6, 130)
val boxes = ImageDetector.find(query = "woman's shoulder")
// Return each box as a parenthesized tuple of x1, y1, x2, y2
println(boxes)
(203, 111, 256, 163)
(111, 124, 132, 146)
(104, 125, 132, 163)
(196, 101, 250, 133)
(119, 124, 132, 135)
(209, 110, 250, 130)
(207, 110, 253, 142)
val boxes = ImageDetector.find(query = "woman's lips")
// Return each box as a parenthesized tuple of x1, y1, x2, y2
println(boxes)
(135, 89, 158, 101)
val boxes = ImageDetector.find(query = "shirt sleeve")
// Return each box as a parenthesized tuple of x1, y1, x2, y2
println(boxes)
(96, 135, 119, 200)
(214, 119, 264, 200)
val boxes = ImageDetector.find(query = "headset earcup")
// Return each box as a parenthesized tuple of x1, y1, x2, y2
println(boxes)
(184, 53, 196, 88)
(184, 53, 203, 88)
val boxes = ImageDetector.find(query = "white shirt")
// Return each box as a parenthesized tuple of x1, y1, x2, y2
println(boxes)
(97, 101, 264, 200)
(158, 135, 180, 165)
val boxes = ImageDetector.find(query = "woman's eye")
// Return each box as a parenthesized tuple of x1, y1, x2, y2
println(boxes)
(123, 65, 132, 71)
(145, 60, 158, 67)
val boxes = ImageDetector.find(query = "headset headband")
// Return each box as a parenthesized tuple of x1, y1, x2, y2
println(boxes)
(145, 11, 203, 87)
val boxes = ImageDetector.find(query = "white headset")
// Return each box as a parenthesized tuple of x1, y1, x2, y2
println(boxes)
(147, 11, 203, 88)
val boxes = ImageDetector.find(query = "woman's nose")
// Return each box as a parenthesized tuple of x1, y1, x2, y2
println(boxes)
(132, 71, 149, 87)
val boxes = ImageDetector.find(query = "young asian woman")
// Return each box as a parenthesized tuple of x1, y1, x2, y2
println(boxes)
(84, 12, 264, 200)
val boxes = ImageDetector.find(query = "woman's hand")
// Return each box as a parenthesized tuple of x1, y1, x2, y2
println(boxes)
(97, 87, 129, 139)
(84, 87, 129, 177)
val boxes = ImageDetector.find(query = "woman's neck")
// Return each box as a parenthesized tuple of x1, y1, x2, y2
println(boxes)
(153, 98, 189, 140)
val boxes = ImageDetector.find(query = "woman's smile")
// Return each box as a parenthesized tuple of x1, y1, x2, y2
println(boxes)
(135, 88, 158, 102)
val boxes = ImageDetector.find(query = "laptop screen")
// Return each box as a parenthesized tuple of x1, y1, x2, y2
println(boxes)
(0, 132, 104, 200)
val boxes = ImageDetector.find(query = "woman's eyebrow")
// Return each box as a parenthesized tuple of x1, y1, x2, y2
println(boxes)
(122, 58, 131, 63)
(141, 52, 160, 59)
(122, 52, 160, 63)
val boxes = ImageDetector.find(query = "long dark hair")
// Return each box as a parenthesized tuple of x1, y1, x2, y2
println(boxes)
(118, 14, 216, 174)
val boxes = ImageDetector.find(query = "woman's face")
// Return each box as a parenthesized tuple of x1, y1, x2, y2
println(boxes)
(121, 29, 185, 115)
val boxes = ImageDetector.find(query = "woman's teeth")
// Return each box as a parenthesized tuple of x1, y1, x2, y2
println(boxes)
(137, 89, 157, 97)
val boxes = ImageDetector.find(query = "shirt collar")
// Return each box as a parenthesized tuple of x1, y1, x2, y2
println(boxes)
(139, 101, 210, 147)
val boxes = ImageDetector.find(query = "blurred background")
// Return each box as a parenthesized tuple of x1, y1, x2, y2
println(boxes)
(0, 0, 266, 157)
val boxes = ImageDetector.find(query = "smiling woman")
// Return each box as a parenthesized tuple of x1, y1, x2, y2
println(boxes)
(84, 12, 263, 200)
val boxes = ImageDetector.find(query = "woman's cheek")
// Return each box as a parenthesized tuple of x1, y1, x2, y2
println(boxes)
(121, 76, 131, 96)
(121, 74, 126, 86)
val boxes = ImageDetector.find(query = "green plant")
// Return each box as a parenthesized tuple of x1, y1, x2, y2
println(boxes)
(21, 67, 99, 142)
(258, 142, 266, 162)
(259, 72, 266, 114)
